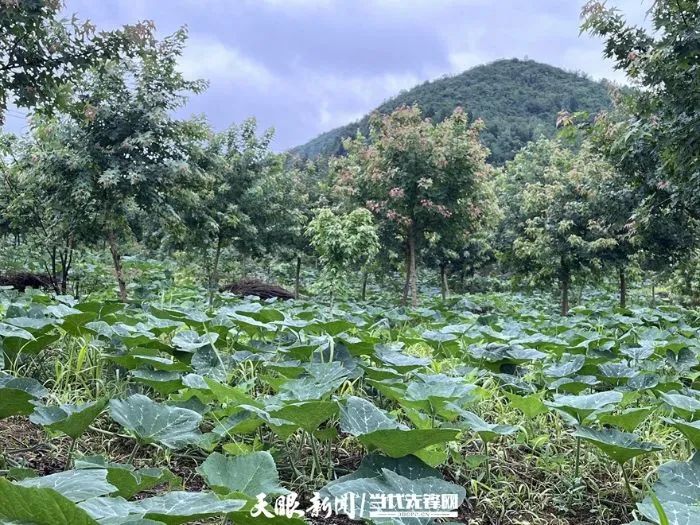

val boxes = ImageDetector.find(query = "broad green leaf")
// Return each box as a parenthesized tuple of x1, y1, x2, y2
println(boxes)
(197, 451, 287, 497)
(546, 391, 623, 423)
(77, 496, 144, 523)
(18, 470, 117, 502)
(340, 396, 404, 435)
(204, 378, 263, 408)
(504, 391, 548, 419)
(544, 354, 585, 377)
(638, 453, 700, 525)
(75, 456, 180, 499)
(402, 375, 477, 412)
(30, 399, 107, 439)
(665, 419, 700, 450)
(457, 410, 519, 443)
(268, 400, 339, 433)
(171, 331, 218, 352)
(130, 369, 183, 395)
(573, 426, 663, 465)
(323, 453, 438, 494)
(191, 345, 229, 381)
(596, 406, 654, 432)
(659, 392, 700, 420)
(135, 491, 245, 525)
(358, 427, 461, 458)
(374, 347, 430, 373)
(0, 374, 48, 419)
(0, 477, 99, 525)
(109, 394, 202, 449)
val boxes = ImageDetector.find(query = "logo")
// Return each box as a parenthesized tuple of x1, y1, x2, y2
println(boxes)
(250, 491, 461, 519)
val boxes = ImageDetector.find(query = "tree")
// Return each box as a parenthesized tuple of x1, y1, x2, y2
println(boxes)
(425, 175, 500, 300)
(578, 146, 635, 308)
(581, 0, 700, 218)
(334, 105, 492, 306)
(10, 29, 206, 301)
(260, 158, 325, 299)
(306, 207, 379, 304)
(559, 87, 698, 308)
(0, 0, 152, 122)
(168, 118, 284, 304)
(1, 129, 89, 293)
(507, 139, 614, 315)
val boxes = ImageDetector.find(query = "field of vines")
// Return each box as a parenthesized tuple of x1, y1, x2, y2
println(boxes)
(1, 285, 699, 525)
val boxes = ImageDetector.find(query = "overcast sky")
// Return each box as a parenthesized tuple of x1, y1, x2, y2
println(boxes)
(5, 0, 652, 150)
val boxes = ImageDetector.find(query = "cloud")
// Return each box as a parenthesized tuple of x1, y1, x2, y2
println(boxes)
(50, 0, 659, 150)
(178, 37, 276, 89)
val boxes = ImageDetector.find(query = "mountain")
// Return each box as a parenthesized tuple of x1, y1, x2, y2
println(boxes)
(290, 59, 613, 165)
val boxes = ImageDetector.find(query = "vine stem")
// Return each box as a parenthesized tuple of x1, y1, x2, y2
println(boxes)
(308, 431, 322, 480)
(127, 442, 140, 465)
(573, 437, 581, 480)
(621, 463, 635, 501)
(66, 437, 77, 470)
(484, 440, 490, 483)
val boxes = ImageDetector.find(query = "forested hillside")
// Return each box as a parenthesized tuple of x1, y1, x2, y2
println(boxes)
(291, 59, 613, 164)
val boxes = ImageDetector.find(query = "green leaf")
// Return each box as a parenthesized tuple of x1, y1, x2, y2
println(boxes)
(75, 455, 180, 500)
(340, 396, 404, 435)
(665, 419, 700, 451)
(544, 354, 585, 377)
(109, 394, 202, 449)
(638, 453, 700, 525)
(171, 331, 218, 352)
(359, 428, 461, 458)
(401, 375, 477, 412)
(130, 369, 183, 396)
(267, 400, 339, 433)
(596, 406, 654, 432)
(573, 426, 663, 465)
(457, 410, 519, 443)
(17, 469, 117, 502)
(135, 491, 245, 525)
(0, 477, 99, 525)
(191, 345, 229, 381)
(546, 391, 623, 423)
(30, 399, 107, 439)
(197, 451, 287, 497)
(324, 454, 439, 493)
(77, 496, 144, 523)
(504, 391, 548, 419)
(659, 392, 700, 420)
(0, 374, 48, 419)
(340, 397, 459, 457)
(374, 347, 430, 373)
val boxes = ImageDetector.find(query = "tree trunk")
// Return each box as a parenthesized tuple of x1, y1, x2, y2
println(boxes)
(58, 237, 74, 295)
(619, 266, 627, 309)
(208, 235, 223, 306)
(361, 270, 369, 301)
(407, 225, 418, 307)
(401, 244, 411, 305)
(560, 259, 570, 316)
(294, 255, 301, 299)
(46, 246, 60, 294)
(651, 281, 656, 307)
(439, 263, 450, 300)
(107, 229, 127, 302)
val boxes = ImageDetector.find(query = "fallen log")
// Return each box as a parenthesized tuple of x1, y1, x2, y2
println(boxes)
(220, 278, 295, 300)
(0, 272, 52, 292)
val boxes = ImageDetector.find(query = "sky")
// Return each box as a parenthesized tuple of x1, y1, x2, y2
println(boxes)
(5, 0, 652, 150)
